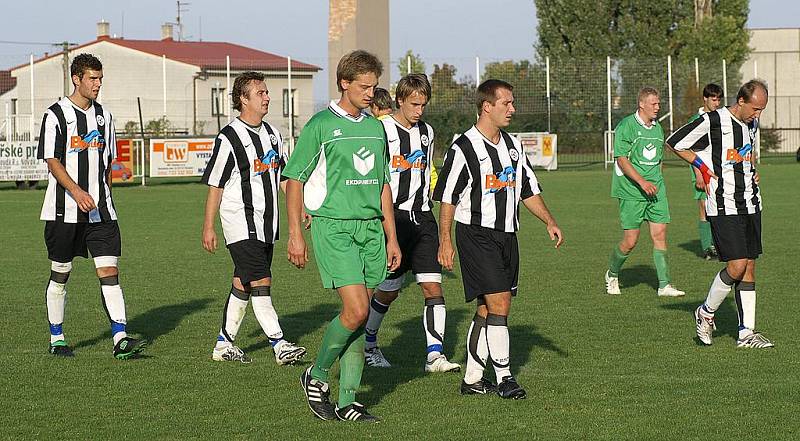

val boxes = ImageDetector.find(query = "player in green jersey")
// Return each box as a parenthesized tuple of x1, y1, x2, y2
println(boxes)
(687, 83, 723, 260)
(605, 87, 685, 297)
(283, 50, 401, 423)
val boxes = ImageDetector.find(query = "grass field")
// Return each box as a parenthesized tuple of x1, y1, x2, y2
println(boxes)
(1, 162, 798, 440)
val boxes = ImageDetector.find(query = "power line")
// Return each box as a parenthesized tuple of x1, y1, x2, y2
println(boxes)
(0, 40, 56, 46)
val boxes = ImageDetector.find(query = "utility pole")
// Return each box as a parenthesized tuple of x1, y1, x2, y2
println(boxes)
(55, 41, 77, 97)
(176, 1, 190, 41)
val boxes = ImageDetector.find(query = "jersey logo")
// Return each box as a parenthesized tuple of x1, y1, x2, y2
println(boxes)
(96, 115, 105, 126)
(485, 166, 516, 194)
(353, 146, 375, 176)
(508, 148, 519, 161)
(269, 134, 278, 146)
(420, 134, 430, 147)
(69, 130, 105, 153)
(253, 150, 280, 175)
(725, 143, 752, 165)
(333, 129, 343, 137)
(642, 143, 657, 160)
(391, 150, 426, 172)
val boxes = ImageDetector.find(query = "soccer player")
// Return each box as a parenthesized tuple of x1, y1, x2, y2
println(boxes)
(38, 53, 146, 359)
(362, 73, 460, 373)
(666, 79, 773, 349)
(369, 87, 393, 119)
(604, 87, 685, 297)
(284, 50, 401, 422)
(688, 83, 723, 260)
(433, 79, 563, 399)
(201, 71, 306, 365)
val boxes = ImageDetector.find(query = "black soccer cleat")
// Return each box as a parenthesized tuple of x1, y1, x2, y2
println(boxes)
(335, 402, 380, 423)
(49, 341, 74, 357)
(497, 376, 527, 400)
(113, 337, 147, 360)
(300, 366, 337, 421)
(460, 378, 497, 395)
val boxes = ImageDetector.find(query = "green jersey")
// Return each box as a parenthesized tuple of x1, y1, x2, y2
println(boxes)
(282, 100, 390, 219)
(611, 112, 666, 201)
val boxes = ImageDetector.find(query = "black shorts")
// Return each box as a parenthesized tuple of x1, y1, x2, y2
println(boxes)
(709, 212, 762, 261)
(385, 209, 442, 281)
(44, 221, 122, 263)
(455, 223, 519, 302)
(227, 239, 273, 285)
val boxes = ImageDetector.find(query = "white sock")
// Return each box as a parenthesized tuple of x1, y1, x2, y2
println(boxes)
(46, 279, 68, 344)
(486, 314, 512, 383)
(217, 288, 249, 347)
(100, 276, 127, 345)
(704, 269, 737, 313)
(423, 297, 446, 361)
(250, 286, 284, 344)
(735, 281, 756, 339)
(464, 314, 489, 384)
(365, 297, 389, 350)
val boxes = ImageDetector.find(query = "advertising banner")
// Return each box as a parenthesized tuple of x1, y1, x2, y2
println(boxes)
(149, 138, 214, 177)
(0, 142, 48, 181)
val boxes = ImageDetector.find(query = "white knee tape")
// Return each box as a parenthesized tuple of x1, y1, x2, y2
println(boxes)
(94, 256, 119, 268)
(378, 274, 405, 292)
(415, 273, 442, 284)
(51, 261, 73, 273)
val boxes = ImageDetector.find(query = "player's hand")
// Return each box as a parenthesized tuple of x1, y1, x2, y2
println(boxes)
(302, 211, 312, 230)
(754, 170, 760, 185)
(386, 239, 401, 272)
(202, 227, 218, 253)
(438, 240, 455, 271)
(638, 180, 658, 196)
(71, 188, 97, 213)
(547, 223, 564, 249)
(694, 180, 706, 192)
(287, 233, 308, 269)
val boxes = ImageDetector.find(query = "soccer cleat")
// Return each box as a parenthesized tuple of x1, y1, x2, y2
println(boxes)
(113, 337, 147, 360)
(460, 378, 497, 395)
(605, 270, 621, 295)
(657, 284, 686, 297)
(212, 344, 252, 363)
(425, 354, 461, 373)
(49, 340, 74, 357)
(694, 305, 716, 345)
(335, 402, 380, 423)
(274, 341, 307, 366)
(704, 246, 718, 260)
(364, 347, 392, 368)
(497, 376, 527, 400)
(300, 366, 336, 421)
(736, 331, 775, 349)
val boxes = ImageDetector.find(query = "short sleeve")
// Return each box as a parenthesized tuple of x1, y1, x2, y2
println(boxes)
(432, 144, 470, 205)
(613, 120, 633, 158)
(37, 109, 63, 160)
(201, 134, 235, 188)
(666, 115, 710, 151)
(282, 119, 321, 183)
(519, 156, 542, 200)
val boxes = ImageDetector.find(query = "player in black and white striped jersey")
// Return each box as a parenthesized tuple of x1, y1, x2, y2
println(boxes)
(202, 72, 306, 364)
(362, 74, 460, 373)
(666, 79, 773, 349)
(434, 79, 563, 398)
(38, 53, 145, 359)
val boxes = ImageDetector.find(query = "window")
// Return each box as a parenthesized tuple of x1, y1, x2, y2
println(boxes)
(212, 87, 226, 117)
(282, 89, 298, 117)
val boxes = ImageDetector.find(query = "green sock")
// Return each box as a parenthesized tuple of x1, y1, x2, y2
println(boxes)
(310, 315, 354, 383)
(337, 326, 366, 408)
(608, 246, 630, 277)
(653, 248, 670, 288)
(698, 220, 713, 251)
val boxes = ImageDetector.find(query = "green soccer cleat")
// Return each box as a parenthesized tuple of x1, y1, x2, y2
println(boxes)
(49, 340, 74, 357)
(113, 337, 147, 360)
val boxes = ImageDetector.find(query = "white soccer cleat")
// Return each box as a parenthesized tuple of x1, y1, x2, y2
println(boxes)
(736, 331, 775, 349)
(212, 344, 252, 363)
(274, 341, 307, 365)
(605, 270, 621, 295)
(364, 347, 392, 368)
(657, 284, 685, 297)
(694, 305, 716, 345)
(425, 354, 461, 373)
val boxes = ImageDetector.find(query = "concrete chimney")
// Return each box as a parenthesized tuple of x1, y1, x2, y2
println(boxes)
(161, 23, 174, 41)
(97, 20, 110, 39)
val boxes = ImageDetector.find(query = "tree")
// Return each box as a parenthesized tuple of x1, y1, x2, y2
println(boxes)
(424, 63, 475, 160)
(397, 50, 426, 77)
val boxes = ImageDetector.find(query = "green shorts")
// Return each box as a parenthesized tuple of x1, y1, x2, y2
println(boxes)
(690, 166, 707, 200)
(311, 217, 387, 289)
(618, 198, 671, 230)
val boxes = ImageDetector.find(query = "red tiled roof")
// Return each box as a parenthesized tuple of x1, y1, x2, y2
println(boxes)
(8, 37, 321, 72)
(0, 70, 16, 95)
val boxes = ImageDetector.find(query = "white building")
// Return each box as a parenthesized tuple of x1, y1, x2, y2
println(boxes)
(1, 22, 320, 140)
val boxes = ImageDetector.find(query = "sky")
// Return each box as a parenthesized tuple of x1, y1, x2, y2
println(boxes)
(1, 0, 797, 103)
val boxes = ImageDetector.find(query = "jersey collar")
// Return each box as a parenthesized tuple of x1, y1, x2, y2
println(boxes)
(634, 111, 655, 129)
(328, 100, 366, 123)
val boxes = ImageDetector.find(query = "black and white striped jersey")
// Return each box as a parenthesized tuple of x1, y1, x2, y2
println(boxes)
(382, 116, 434, 211)
(432, 126, 541, 232)
(38, 97, 117, 223)
(202, 118, 286, 245)
(666, 106, 762, 216)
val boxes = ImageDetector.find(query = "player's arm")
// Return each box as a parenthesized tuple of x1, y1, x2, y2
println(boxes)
(522, 195, 563, 248)
(437, 202, 456, 271)
(380, 184, 401, 272)
(285, 179, 308, 268)
(46, 159, 96, 213)
(616, 156, 657, 196)
(202, 186, 223, 253)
